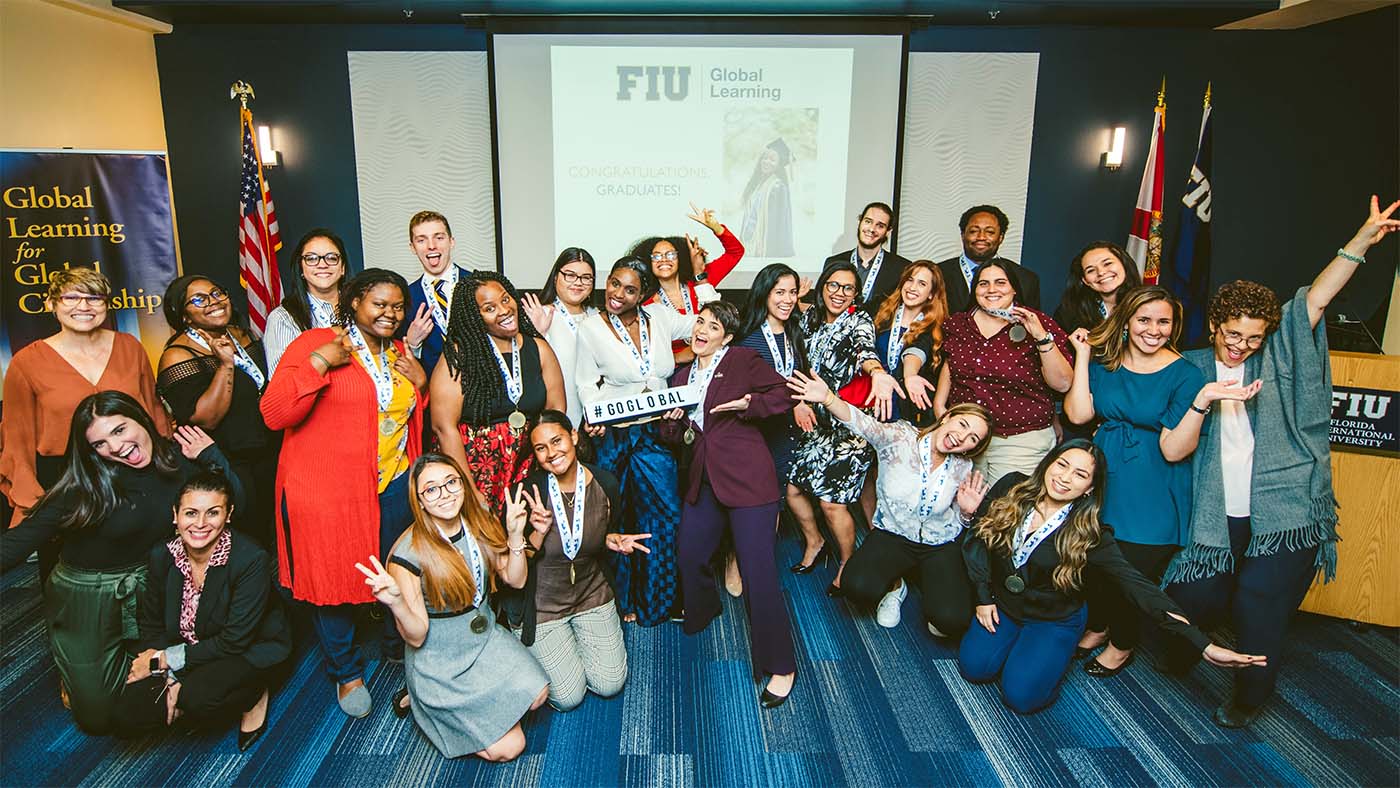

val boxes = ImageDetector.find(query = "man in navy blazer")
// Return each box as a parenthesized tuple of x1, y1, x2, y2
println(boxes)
(936, 204, 1041, 313)
(822, 201, 909, 316)
(405, 209, 473, 378)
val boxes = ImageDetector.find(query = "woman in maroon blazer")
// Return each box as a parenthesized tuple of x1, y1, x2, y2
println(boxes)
(659, 301, 798, 708)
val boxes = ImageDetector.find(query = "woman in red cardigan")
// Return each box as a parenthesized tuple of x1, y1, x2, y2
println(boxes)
(633, 204, 745, 363)
(260, 268, 427, 719)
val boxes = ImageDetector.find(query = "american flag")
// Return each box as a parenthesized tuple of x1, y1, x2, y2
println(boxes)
(238, 106, 282, 336)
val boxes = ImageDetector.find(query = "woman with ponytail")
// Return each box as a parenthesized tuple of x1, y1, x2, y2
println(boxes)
(959, 441, 1264, 715)
(357, 453, 548, 761)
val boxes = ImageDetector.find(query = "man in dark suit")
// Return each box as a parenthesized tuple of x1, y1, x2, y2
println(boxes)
(822, 201, 910, 315)
(936, 204, 1041, 312)
(404, 210, 474, 378)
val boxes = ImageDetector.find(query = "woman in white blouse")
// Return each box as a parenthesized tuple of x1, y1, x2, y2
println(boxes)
(521, 247, 598, 427)
(262, 229, 348, 375)
(574, 257, 716, 626)
(789, 371, 994, 637)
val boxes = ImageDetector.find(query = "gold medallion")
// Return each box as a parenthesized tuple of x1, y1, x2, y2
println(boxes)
(380, 416, 396, 436)
(569, 562, 576, 586)
(508, 410, 527, 431)
(683, 428, 696, 445)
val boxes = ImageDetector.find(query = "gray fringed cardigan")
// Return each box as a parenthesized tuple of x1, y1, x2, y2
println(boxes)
(1165, 286, 1339, 585)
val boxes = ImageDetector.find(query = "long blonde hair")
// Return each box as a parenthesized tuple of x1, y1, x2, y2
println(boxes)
(972, 440, 1108, 592)
(873, 260, 948, 355)
(1087, 285, 1183, 372)
(403, 454, 509, 611)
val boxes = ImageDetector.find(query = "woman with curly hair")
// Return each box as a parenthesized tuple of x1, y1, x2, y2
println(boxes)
(1158, 196, 1400, 728)
(430, 271, 565, 512)
(1064, 286, 1260, 679)
(960, 440, 1264, 715)
(261, 268, 428, 718)
(633, 203, 745, 363)
(1052, 242, 1142, 335)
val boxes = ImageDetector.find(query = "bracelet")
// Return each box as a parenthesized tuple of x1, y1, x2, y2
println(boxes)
(1034, 334, 1054, 347)
(1189, 402, 1210, 415)
(508, 542, 526, 555)
(309, 351, 330, 369)
(1336, 247, 1365, 265)
(823, 392, 838, 408)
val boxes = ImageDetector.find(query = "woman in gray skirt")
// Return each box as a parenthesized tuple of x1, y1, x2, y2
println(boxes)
(356, 453, 549, 761)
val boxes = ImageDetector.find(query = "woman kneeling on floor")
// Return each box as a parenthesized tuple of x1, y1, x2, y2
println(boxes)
(357, 453, 549, 761)
(120, 471, 290, 751)
(959, 440, 1265, 715)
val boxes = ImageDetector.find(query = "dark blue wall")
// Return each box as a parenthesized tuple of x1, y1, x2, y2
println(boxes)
(155, 9, 1398, 325)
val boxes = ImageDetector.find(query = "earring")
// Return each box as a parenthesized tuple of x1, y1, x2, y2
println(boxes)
(1120, 328, 1128, 343)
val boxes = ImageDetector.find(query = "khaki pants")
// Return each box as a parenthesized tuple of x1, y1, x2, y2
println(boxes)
(975, 427, 1057, 488)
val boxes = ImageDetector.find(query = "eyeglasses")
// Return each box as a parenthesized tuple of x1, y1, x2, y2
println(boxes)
(824, 281, 857, 296)
(559, 270, 595, 285)
(1221, 330, 1264, 350)
(651, 251, 678, 262)
(419, 476, 463, 502)
(186, 288, 229, 308)
(301, 252, 342, 268)
(57, 293, 106, 308)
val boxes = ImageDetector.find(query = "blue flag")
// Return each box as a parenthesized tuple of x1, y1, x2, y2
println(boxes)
(1167, 91, 1213, 347)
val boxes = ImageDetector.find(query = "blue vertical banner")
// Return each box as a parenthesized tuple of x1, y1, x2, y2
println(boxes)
(1, 150, 179, 387)
(1167, 88, 1213, 348)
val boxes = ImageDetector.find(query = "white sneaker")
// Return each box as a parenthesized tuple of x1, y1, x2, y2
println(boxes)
(875, 581, 907, 628)
(927, 622, 947, 638)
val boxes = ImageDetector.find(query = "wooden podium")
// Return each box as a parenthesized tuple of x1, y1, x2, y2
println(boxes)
(1299, 351, 1400, 626)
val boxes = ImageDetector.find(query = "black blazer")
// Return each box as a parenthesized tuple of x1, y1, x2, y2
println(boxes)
(936, 256, 1042, 313)
(823, 249, 911, 316)
(135, 533, 291, 670)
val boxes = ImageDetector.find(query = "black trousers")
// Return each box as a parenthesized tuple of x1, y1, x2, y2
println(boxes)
(1164, 516, 1318, 709)
(841, 529, 972, 636)
(1083, 540, 1178, 651)
(115, 655, 266, 735)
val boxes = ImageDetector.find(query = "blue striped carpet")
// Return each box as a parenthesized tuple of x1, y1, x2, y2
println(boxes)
(2, 535, 1396, 787)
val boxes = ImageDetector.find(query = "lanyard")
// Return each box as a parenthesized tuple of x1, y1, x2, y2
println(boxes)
(607, 312, 652, 379)
(443, 520, 486, 608)
(1012, 503, 1074, 568)
(309, 296, 336, 328)
(420, 267, 458, 336)
(885, 303, 922, 373)
(184, 328, 265, 391)
(916, 434, 954, 519)
(761, 321, 794, 376)
(687, 346, 728, 431)
(657, 285, 695, 315)
(547, 470, 587, 560)
(554, 300, 594, 336)
(489, 335, 522, 405)
(346, 325, 394, 411)
(959, 254, 978, 289)
(852, 247, 886, 303)
(1097, 299, 1109, 319)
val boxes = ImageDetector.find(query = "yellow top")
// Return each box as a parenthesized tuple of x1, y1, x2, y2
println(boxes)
(356, 345, 415, 493)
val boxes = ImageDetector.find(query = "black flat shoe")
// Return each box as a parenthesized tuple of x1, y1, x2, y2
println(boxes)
(392, 687, 411, 719)
(237, 718, 268, 752)
(759, 682, 793, 709)
(825, 583, 844, 599)
(790, 544, 829, 574)
(1071, 646, 1095, 660)
(1213, 701, 1261, 729)
(1083, 652, 1134, 678)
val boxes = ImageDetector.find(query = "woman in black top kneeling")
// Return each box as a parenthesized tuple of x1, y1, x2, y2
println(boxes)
(959, 439, 1263, 715)
(120, 471, 290, 750)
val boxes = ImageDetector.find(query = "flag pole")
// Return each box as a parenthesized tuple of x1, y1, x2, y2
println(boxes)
(1203, 81, 1212, 109)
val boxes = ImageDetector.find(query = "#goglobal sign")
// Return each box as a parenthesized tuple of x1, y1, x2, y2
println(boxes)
(587, 385, 702, 426)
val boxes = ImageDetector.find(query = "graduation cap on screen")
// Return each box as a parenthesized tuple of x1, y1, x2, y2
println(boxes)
(766, 137, 792, 165)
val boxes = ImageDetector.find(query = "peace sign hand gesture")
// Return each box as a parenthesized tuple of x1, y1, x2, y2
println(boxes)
(606, 533, 652, 555)
(355, 555, 402, 606)
(519, 483, 553, 536)
(1352, 194, 1400, 249)
(686, 201, 724, 235)
(503, 484, 531, 539)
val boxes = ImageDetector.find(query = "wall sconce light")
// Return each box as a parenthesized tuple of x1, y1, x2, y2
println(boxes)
(257, 124, 281, 167)
(1103, 126, 1126, 170)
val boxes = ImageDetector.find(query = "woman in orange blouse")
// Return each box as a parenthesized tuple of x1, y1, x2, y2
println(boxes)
(1, 268, 169, 536)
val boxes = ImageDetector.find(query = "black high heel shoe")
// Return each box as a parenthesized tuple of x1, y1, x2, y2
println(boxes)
(392, 687, 411, 719)
(789, 544, 829, 574)
(237, 718, 268, 752)
(759, 675, 795, 708)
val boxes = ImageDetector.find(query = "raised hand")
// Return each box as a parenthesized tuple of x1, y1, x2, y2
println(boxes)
(173, 425, 214, 459)
(1198, 378, 1263, 405)
(1202, 643, 1268, 669)
(354, 555, 402, 606)
(793, 402, 817, 432)
(786, 370, 832, 404)
(1011, 306, 1048, 342)
(686, 201, 723, 235)
(1354, 194, 1400, 248)
(521, 293, 555, 334)
(905, 374, 936, 410)
(956, 470, 990, 516)
(975, 604, 999, 633)
(201, 329, 238, 367)
(503, 484, 530, 538)
(393, 350, 428, 392)
(710, 394, 752, 414)
(797, 276, 814, 300)
(864, 370, 906, 421)
(1068, 327, 1092, 358)
(520, 484, 552, 535)
(606, 532, 652, 555)
(405, 304, 435, 349)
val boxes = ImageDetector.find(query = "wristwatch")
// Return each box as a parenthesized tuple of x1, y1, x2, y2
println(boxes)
(694, 271, 709, 282)
(1034, 334, 1054, 347)
(150, 654, 163, 674)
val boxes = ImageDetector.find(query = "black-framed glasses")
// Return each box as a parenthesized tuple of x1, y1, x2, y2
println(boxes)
(651, 251, 678, 262)
(559, 270, 595, 285)
(419, 476, 463, 502)
(57, 293, 106, 308)
(824, 281, 857, 296)
(187, 288, 229, 308)
(1221, 330, 1264, 350)
(301, 252, 343, 268)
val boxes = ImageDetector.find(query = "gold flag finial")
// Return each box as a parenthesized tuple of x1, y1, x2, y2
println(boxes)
(1203, 81, 1212, 109)
(229, 80, 256, 109)
(1156, 76, 1166, 109)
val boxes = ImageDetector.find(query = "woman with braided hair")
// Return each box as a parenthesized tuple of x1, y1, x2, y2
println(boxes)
(430, 271, 566, 513)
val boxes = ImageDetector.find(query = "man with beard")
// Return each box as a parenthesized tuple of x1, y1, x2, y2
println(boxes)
(937, 205, 1041, 313)
(822, 201, 909, 316)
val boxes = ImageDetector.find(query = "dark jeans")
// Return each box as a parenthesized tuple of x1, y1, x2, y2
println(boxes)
(115, 655, 265, 734)
(841, 529, 973, 637)
(1164, 516, 1318, 709)
(310, 470, 413, 683)
(678, 484, 796, 677)
(1084, 540, 1178, 651)
(959, 605, 1088, 714)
